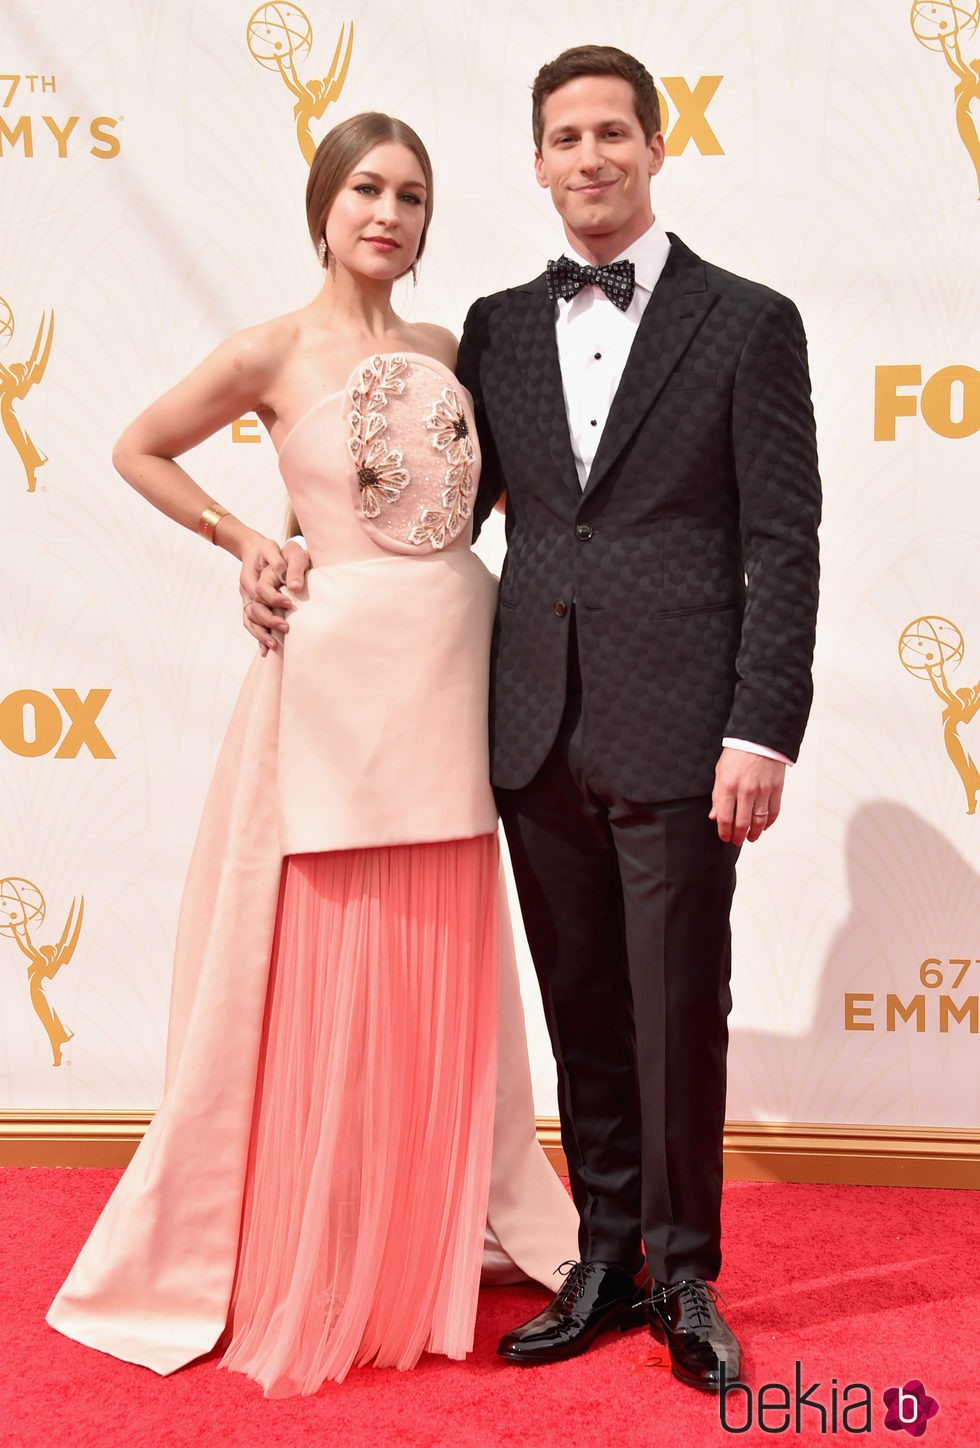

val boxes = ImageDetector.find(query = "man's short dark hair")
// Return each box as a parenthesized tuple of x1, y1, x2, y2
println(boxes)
(531, 44, 661, 149)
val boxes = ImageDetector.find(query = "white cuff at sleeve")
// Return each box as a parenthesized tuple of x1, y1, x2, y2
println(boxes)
(722, 737, 793, 766)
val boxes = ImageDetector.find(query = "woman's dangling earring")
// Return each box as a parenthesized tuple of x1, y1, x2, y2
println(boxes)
(317, 236, 328, 266)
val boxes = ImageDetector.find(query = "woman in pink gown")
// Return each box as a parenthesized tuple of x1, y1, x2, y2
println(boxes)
(47, 112, 577, 1397)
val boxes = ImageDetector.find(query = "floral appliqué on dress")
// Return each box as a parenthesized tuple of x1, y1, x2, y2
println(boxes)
(409, 388, 477, 549)
(347, 355, 410, 518)
(347, 358, 476, 549)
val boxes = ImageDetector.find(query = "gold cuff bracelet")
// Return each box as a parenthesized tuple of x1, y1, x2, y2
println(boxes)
(198, 504, 229, 543)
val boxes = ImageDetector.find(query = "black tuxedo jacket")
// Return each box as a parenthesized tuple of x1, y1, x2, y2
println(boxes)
(456, 234, 821, 800)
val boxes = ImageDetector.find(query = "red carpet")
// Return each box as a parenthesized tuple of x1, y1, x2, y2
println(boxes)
(1, 1170, 975, 1446)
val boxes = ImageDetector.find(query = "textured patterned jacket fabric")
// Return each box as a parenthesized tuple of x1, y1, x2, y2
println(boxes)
(457, 233, 821, 800)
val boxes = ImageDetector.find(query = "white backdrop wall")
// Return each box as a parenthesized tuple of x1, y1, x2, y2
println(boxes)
(2, 1, 979, 1129)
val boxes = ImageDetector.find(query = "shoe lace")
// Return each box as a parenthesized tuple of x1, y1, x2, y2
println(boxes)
(553, 1259, 590, 1310)
(650, 1278, 728, 1330)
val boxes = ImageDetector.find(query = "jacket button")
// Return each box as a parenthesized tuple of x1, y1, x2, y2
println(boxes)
(553, 600, 568, 618)
(575, 523, 593, 540)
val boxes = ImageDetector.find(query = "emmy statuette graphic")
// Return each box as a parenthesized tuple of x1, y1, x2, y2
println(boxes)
(0, 296, 54, 492)
(1, 877, 83, 1066)
(911, 1, 980, 198)
(246, 3, 354, 164)
(900, 615, 980, 813)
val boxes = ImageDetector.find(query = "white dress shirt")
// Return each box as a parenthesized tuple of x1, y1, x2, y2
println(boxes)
(555, 221, 671, 488)
(552, 221, 790, 768)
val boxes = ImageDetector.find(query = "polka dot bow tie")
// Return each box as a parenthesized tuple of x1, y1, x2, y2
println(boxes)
(546, 255, 636, 311)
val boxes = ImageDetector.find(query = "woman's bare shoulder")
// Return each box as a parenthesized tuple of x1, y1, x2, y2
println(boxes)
(407, 321, 459, 372)
(224, 310, 304, 375)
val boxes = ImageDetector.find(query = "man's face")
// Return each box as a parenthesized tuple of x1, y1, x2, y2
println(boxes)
(534, 74, 665, 263)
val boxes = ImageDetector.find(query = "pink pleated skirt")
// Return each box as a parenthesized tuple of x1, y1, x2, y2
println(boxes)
(218, 834, 500, 1396)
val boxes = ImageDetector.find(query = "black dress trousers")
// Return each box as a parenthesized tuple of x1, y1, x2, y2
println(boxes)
(495, 617, 739, 1284)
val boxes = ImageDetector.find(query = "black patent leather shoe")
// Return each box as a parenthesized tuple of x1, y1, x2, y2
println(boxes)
(497, 1259, 650, 1365)
(648, 1278, 742, 1391)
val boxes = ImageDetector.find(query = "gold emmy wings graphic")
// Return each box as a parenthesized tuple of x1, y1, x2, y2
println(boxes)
(1, 878, 83, 1066)
(900, 616, 980, 813)
(0, 296, 54, 491)
(246, 3, 353, 164)
(911, 1, 980, 198)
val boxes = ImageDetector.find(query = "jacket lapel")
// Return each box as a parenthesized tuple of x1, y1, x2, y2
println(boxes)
(507, 275, 582, 502)
(581, 234, 715, 503)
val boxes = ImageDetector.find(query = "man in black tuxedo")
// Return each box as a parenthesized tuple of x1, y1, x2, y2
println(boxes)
(454, 45, 820, 1390)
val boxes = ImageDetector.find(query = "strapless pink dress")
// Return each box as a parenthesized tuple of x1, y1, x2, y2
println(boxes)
(47, 354, 578, 1395)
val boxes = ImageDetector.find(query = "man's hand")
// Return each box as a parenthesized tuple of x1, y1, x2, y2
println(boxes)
(240, 538, 311, 655)
(709, 748, 786, 845)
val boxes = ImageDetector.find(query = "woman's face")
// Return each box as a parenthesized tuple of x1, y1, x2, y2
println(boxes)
(323, 141, 428, 279)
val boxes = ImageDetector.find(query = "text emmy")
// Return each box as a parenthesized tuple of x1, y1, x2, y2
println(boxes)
(845, 956, 978, 1035)
(0, 74, 120, 159)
